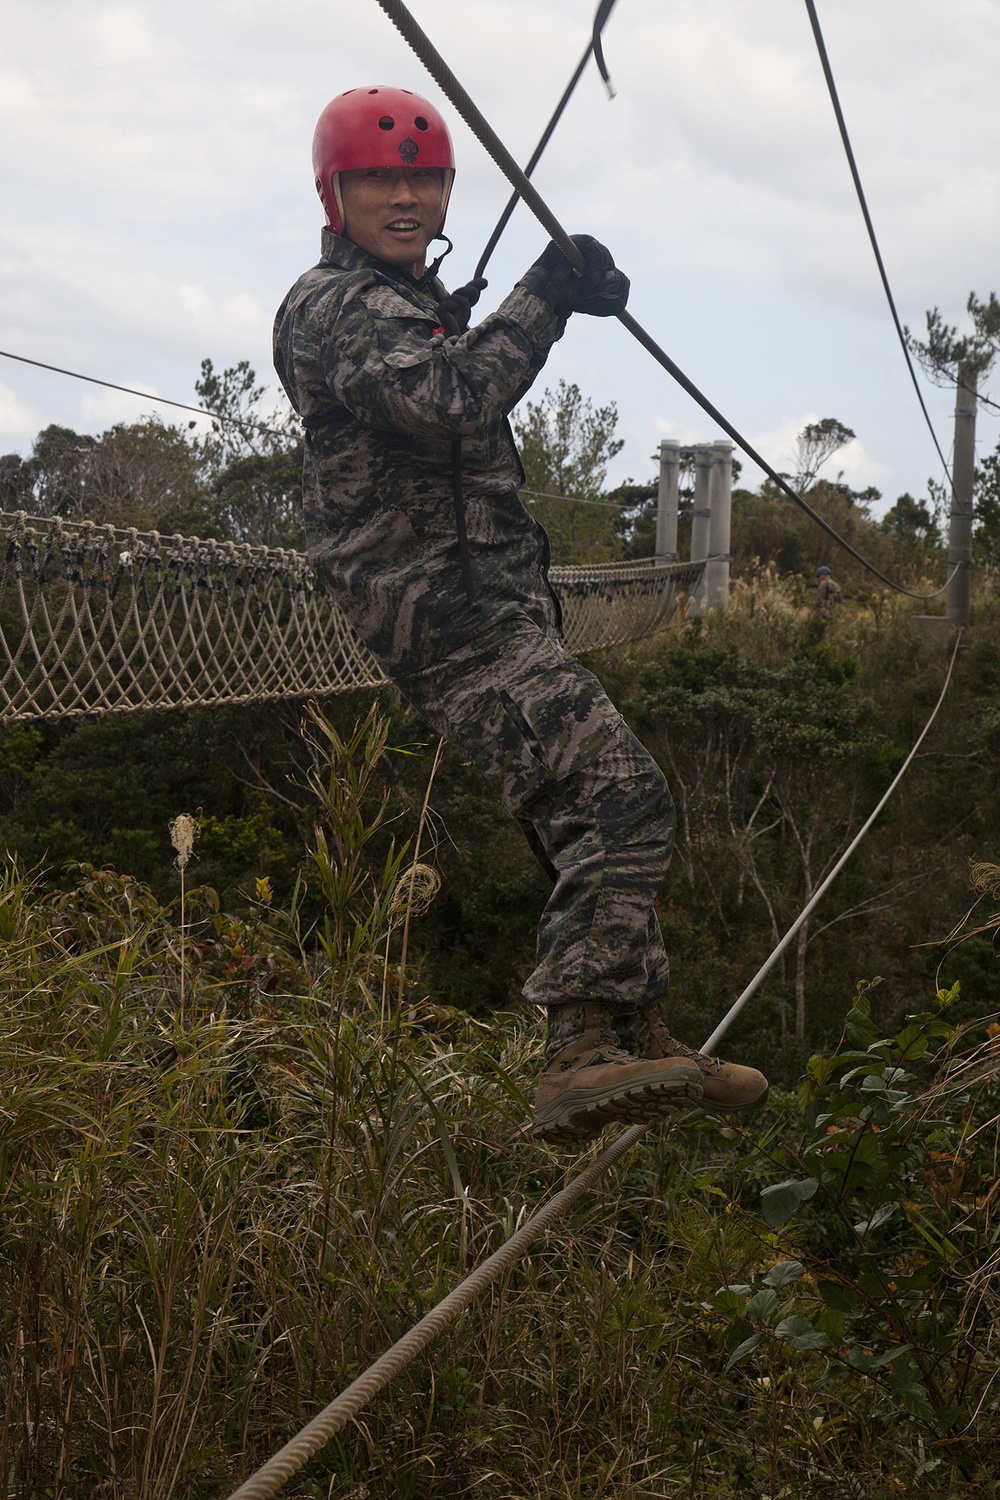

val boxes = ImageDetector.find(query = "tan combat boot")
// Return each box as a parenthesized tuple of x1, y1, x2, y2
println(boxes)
(632, 999, 769, 1114)
(532, 1001, 704, 1146)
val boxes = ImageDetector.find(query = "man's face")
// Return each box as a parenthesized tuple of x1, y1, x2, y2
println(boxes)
(339, 167, 445, 275)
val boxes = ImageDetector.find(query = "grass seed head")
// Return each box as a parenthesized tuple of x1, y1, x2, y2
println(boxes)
(390, 861, 441, 918)
(169, 814, 199, 872)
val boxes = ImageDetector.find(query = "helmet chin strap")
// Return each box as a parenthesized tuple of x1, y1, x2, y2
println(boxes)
(417, 233, 453, 285)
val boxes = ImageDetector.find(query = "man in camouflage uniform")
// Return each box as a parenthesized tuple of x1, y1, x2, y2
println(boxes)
(274, 86, 767, 1145)
(814, 565, 843, 613)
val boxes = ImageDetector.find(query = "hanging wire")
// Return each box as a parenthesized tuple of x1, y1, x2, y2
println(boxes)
(0, 347, 282, 441)
(522, 486, 626, 508)
(371, 0, 955, 604)
(473, 0, 618, 283)
(802, 0, 952, 486)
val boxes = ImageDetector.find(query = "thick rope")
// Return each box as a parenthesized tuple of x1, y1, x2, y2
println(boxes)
(225, 1123, 644, 1500)
(225, 615, 962, 1500)
(371, 0, 955, 605)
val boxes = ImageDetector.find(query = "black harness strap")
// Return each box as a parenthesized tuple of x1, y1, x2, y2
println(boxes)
(434, 280, 488, 607)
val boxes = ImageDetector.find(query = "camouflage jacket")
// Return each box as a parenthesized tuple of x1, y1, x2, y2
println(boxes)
(273, 230, 566, 677)
(814, 575, 843, 611)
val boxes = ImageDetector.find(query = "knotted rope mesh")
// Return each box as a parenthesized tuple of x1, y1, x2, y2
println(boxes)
(0, 510, 702, 721)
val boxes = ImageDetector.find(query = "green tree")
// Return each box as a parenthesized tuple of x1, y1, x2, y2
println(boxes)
(973, 448, 1000, 567)
(879, 490, 944, 575)
(18, 424, 98, 518)
(792, 417, 855, 491)
(611, 477, 658, 558)
(907, 296, 998, 386)
(84, 417, 211, 532)
(880, 492, 937, 544)
(736, 476, 883, 582)
(512, 379, 623, 563)
(0, 420, 209, 532)
(194, 358, 304, 547)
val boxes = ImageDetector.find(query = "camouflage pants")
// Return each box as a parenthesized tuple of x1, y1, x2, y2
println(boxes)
(395, 609, 674, 1035)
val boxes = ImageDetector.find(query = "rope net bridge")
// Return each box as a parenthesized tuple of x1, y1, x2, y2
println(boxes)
(0, 510, 702, 721)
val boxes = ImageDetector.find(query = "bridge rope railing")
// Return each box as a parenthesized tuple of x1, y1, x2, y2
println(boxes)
(0, 510, 702, 721)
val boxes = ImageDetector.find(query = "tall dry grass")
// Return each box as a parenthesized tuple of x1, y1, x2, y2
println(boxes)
(1, 706, 998, 1498)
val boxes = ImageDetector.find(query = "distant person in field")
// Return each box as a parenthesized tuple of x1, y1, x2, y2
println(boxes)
(273, 86, 767, 1145)
(814, 565, 843, 613)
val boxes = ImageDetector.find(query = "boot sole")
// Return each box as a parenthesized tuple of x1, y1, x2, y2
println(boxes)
(532, 1065, 704, 1146)
(696, 1084, 769, 1115)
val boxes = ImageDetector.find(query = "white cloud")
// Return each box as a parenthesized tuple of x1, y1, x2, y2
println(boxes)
(176, 284, 271, 347)
(740, 413, 889, 494)
(0, 383, 40, 444)
(79, 382, 161, 426)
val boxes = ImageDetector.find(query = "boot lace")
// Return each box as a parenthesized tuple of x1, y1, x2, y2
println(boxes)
(653, 1027, 723, 1075)
(596, 1016, 634, 1064)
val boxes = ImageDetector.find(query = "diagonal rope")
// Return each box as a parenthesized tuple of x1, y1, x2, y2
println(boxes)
(224, 1122, 643, 1500)
(372, 0, 955, 604)
(224, 623, 963, 1500)
(802, 0, 952, 486)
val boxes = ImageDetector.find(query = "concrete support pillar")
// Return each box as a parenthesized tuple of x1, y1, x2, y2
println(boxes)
(655, 439, 680, 564)
(703, 440, 733, 610)
(946, 365, 976, 628)
(687, 443, 714, 616)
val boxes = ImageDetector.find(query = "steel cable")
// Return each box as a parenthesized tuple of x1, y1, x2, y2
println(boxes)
(373, 0, 956, 603)
(473, 0, 618, 283)
(225, 624, 962, 1500)
(802, 0, 952, 486)
(0, 347, 282, 441)
(701, 626, 962, 1051)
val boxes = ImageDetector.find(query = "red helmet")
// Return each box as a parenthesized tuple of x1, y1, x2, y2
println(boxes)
(312, 86, 456, 236)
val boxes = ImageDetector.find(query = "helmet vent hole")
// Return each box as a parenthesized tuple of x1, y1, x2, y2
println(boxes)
(378, 115, 395, 131)
(414, 116, 428, 131)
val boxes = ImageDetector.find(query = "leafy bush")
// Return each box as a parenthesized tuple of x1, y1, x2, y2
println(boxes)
(706, 982, 1000, 1491)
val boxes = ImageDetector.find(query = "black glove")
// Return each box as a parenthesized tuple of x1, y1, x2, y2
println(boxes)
(434, 276, 488, 336)
(519, 234, 629, 318)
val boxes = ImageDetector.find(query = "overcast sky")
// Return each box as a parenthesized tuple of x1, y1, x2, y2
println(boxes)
(2, 0, 999, 515)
